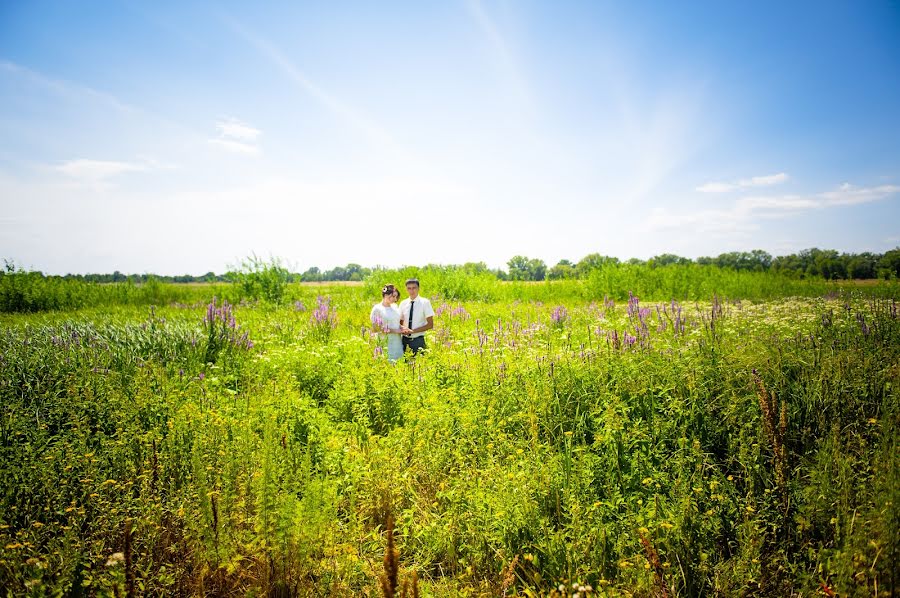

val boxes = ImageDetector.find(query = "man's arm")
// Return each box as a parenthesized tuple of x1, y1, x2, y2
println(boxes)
(411, 316, 434, 334)
(414, 299, 435, 333)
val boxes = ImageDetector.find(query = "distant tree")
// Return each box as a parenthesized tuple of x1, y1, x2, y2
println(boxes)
(574, 254, 619, 278)
(847, 253, 878, 279)
(649, 254, 691, 267)
(507, 256, 531, 281)
(878, 248, 900, 279)
(548, 259, 576, 280)
(345, 264, 366, 281)
(771, 254, 804, 277)
(749, 249, 773, 270)
(462, 261, 490, 274)
(302, 267, 322, 282)
(507, 256, 546, 281)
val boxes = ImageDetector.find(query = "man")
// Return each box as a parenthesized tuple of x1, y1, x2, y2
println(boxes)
(399, 278, 434, 355)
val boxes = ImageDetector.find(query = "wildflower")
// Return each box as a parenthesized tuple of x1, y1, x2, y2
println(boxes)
(551, 305, 568, 325)
(106, 552, 125, 567)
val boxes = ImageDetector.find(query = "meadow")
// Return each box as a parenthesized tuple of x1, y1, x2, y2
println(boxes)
(0, 267, 897, 596)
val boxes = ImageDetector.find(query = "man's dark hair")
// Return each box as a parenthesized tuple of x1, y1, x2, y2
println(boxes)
(405, 278, 420, 287)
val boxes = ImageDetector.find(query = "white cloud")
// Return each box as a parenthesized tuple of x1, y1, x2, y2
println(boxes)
(696, 181, 736, 193)
(215, 118, 260, 142)
(738, 172, 789, 187)
(820, 183, 900, 206)
(209, 117, 261, 155)
(696, 172, 789, 193)
(56, 159, 148, 182)
(208, 138, 259, 155)
(647, 182, 900, 234)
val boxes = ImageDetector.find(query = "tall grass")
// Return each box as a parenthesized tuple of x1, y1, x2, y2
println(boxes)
(4, 263, 896, 314)
(365, 262, 898, 303)
(0, 282, 897, 595)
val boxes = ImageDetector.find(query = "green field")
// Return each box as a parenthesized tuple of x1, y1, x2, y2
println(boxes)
(1, 274, 898, 596)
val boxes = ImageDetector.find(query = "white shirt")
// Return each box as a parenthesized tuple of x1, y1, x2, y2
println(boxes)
(399, 296, 434, 338)
(370, 303, 400, 332)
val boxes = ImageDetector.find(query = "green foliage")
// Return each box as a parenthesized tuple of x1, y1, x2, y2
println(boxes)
(365, 264, 501, 301)
(0, 277, 898, 595)
(227, 255, 292, 303)
(0, 261, 221, 313)
(508, 256, 548, 281)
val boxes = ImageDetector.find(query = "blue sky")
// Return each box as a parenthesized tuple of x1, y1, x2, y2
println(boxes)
(1, 1, 899, 275)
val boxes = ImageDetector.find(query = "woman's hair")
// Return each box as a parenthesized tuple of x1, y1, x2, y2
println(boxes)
(381, 283, 397, 297)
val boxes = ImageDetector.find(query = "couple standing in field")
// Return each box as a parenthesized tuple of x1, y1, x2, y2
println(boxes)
(369, 278, 435, 362)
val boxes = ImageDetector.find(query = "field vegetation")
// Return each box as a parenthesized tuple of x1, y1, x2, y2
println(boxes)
(0, 259, 897, 596)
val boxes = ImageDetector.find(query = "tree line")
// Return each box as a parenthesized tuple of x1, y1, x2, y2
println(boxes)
(506, 248, 900, 281)
(5, 247, 899, 283)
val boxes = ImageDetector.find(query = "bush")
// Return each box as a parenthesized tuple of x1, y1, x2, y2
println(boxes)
(226, 255, 292, 304)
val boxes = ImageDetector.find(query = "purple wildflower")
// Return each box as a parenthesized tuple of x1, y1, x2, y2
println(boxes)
(551, 306, 568, 325)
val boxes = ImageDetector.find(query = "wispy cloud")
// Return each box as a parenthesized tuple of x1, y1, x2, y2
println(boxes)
(220, 14, 408, 159)
(464, 0, 534, 117)
(56, 159, 149, 182)
(647, 182, 900, 234)
(209, 117, 261, 154)
(0, 60, 138, 115)
(216, 117, 260, 142)
(696, 172, 789, 193)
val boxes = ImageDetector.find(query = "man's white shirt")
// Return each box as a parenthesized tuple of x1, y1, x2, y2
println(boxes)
(399, 296, 434, 338)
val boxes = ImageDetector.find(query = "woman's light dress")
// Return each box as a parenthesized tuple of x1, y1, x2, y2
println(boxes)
(370, 303, 404, 362)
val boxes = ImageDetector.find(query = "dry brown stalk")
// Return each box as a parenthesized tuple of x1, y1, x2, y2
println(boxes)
(150, 438, 159, 493)
(501, 554, 519, 597)
(380, 514, 399, 598)
(639, 532, 670, 598)
(124, 519, 135, 598)
(752, 371, 788, 495)
(211, 494, 219, 540)
(400, 570, 419, 598)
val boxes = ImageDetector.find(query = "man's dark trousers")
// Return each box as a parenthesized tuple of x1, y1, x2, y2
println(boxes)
(402, 336, 426, 354)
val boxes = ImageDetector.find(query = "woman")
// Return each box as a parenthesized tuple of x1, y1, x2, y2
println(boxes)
(370, 284, 409, 362)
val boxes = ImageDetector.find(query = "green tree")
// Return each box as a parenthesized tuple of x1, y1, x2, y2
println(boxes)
(548, 259, 576, 280)
(507, 256, 547, 281)
(649, 253, 691, 267)
(877, 248, 900, 279)
(574, 253, 619, 278)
